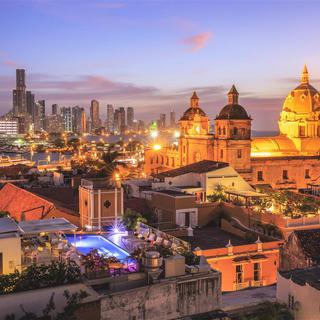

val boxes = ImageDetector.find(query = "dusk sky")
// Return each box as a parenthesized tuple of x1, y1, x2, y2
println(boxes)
(1, 0, 320, 130)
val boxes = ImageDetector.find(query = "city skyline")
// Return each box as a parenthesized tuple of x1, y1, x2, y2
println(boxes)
(1, 0, 320, 130)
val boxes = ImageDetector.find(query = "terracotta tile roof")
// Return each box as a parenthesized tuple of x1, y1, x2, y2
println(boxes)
(0, 183, 55, 221)
(294, 229, 320, 263)
(154, 160, 229, 179)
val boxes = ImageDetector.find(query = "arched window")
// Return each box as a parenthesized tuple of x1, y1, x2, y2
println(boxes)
(161, 155, 164, 165)
(150, 157, 153, 164)
(171, 157, 175, 167)
(218, 127, 221, 135)
(223, 127, 226, 135)
(166, 156, 169, 166)
(220, 149, 224, 159)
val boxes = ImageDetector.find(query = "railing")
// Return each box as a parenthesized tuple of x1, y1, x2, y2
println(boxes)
(250, 280, 266, 287)
(138, 222, 191, 251)
(233, 281, 250, 291)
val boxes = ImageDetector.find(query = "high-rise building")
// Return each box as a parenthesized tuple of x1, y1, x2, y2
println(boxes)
(119, 107, 126, 132)
(159, 113, 166, 129)
(106, 104, 114, 132)
(114, 109, 121, 133)
(13, 69, 27, 115)
(170, 111, 176, 128)
(52, 104, 59, 115)
(61, 107, 73, 132)
(26, 91, 35, 120)
(72, 106, 86, 133)
(0, 116, 19, 135)
(127, 107, 134, 129)
(90, 99, 100, 130)
(45, 114, 64, 133)
(81, 109, 87, 134)
(37, 100, 46, 130)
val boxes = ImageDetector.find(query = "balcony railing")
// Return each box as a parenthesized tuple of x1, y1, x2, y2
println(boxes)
(233, 281, 250, 291)
(250, 280, 266, 287)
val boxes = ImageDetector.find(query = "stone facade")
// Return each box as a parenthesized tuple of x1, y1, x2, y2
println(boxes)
(100, 271, 221, 320)
(145, 66, 320, 190)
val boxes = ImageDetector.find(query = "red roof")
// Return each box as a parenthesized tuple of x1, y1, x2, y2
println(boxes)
(0, 183, 55, 221)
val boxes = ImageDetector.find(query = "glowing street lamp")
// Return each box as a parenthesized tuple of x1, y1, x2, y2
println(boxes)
(150, 130, 159, 139)
(174, 130, 180, 138)
(153, 144, 162, 151)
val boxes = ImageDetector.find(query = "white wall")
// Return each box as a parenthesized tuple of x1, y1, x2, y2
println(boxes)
(0, 235, 21, 273)
(205, 166, 253, 194)
(277, 272, 320, 320)
(0, 283, 98, 320)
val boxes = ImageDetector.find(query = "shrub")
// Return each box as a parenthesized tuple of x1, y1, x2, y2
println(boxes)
(0, 261, 81, 295)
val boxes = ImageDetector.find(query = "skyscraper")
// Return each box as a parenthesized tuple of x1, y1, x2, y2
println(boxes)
(170, 111, 176, 128)
(61, 107, 73, 132)
(13, 69, 27, 115)
(159, 113, 166, 129)
(72, 106, 86, 133)
(37, 100, 46, 130)
(106, 104, 114, 132)
(52, 104, 59, 115)
(26, 91, 35, 119)
(114, 109, 121, 133)
(90, 99, 100, 130)
(119, 107, 126, 132)
(127, 107, 134, 129)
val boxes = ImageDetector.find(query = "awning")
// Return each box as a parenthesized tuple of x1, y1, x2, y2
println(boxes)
(19, 218, 78, 235)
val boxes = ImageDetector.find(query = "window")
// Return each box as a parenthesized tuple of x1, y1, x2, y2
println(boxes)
(166, 157, 169, 166)
(305, 169, 310, 179)
(235, 265, 243, 284)
(218, 127, 221, 135)
(253, 263, 261, 281)
(220, 149, 224, 159)
(299, 126, 305, 137)
(233, 127, 238, 135)
(183, 145, 186, 154)
(223, 127, 226, 135)
(150, 157, 153, 165)
(257, 171, 263, 181)
(237, 149, 242, 159)
(288, 294, 295, 310)
(282, 170, 288, 180)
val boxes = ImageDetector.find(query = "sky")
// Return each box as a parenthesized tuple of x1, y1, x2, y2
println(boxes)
(1, 0, 320, 130)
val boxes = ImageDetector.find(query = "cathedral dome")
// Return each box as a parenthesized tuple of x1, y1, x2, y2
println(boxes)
(216, 85, 250, 120)
(180, 91, 207, 120)
(282, 65, 320, 114)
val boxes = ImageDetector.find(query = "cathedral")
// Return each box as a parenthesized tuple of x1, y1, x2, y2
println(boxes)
(145, 66, 320, 190)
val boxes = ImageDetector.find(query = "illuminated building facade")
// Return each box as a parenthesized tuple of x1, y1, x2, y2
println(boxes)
(145, 66, 320, 189)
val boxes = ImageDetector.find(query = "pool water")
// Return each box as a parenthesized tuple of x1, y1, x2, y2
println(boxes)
(65, 234, 129, 260)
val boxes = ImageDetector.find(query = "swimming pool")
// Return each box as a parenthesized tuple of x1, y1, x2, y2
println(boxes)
(65, 234, 130, 260)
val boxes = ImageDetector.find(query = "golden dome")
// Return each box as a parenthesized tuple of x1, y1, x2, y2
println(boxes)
(251, 136, 298, 156)
(282, 65, 320, 114)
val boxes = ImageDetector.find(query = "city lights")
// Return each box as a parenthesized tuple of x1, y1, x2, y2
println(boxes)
(153, 144, 162, 151)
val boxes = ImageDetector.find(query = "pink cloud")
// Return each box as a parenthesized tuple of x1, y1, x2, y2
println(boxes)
(181, 31, 212, 52)
(3, 59, 19, 68)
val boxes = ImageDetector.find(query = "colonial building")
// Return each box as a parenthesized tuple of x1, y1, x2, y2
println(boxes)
(145, 66, 320, 190)
(280, 229, 320, 271)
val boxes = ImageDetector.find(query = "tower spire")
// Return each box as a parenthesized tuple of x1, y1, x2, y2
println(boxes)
(301, 64, 309, 84)
(227, 85, 239, 104)
(190, 91, 199, 108)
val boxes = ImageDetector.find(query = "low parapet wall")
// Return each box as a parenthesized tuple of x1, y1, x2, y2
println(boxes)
(0, 283, 99, 320)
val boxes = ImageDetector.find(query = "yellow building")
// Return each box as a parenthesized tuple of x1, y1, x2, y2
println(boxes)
(145, 66, 320, 190)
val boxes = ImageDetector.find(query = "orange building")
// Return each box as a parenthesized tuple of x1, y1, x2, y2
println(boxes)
(145, 66, 320, 190)
(191, 229, 282, 292)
